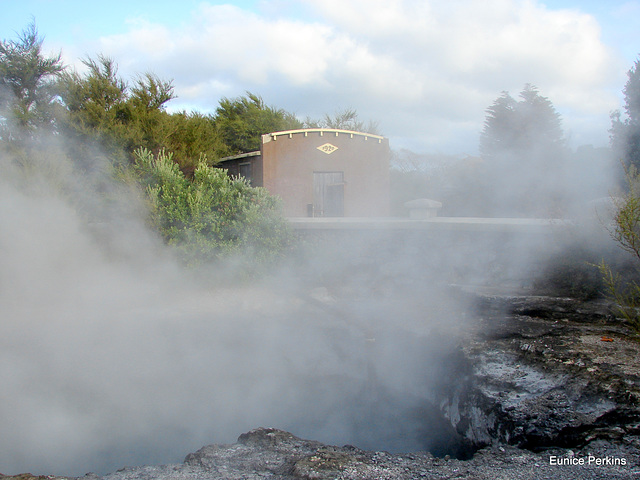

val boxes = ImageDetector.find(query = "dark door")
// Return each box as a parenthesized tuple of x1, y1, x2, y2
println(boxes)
(238, 162, 252, 185)
(313, 171, 344, 217)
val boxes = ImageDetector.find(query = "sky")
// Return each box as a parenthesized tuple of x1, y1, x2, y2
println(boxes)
(1, 0, 638, 154)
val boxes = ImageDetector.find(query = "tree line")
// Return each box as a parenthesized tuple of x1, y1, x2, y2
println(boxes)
(0, 24, 300, 172)
(0, 23, 383, 268)
(0, 23, 380, 173)
(3, 21, 640, 292)
(0, 23, 306, 267)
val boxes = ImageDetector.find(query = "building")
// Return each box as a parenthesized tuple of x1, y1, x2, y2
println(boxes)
(218, 128, 390, 217)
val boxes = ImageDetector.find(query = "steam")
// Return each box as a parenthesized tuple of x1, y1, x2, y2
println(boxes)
(0, 138, 474, 476)
(0, 101, 621, 475)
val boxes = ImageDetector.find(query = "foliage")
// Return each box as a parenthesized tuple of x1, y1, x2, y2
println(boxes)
(610, 166, 640, 261)
(480, 84, 565, 158)
(598, 167, 640, 331)
(598, 261, 640, 331)
(0, 21, 64, 140)
(56, 55, 226, 171)
(127, 72, 176, 149)
(610, 58, 640, 171)
(389, 150, 490, 216)
(56, 55, 177, 165)
(56, 55, 131, 163)
(533, 244, 604, 300)
(477, 84, 568, 217)
(215, 92, 302, 155)
(133, 147, 292, 266)
(303, 108, 380, 134)
(162, 111, 224, 175)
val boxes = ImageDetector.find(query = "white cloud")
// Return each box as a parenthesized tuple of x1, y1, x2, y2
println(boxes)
(101, 19, 175, 65)
(88, 0, 623, 153)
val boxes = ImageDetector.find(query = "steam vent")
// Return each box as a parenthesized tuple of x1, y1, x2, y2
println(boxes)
(218, 129, 390, 217)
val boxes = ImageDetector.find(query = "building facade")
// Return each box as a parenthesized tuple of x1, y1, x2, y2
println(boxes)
(218, 128, 390, 217)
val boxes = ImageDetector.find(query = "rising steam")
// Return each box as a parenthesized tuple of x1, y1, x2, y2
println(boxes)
(0, 80, 621, 475)
(0, 134, 476, 476)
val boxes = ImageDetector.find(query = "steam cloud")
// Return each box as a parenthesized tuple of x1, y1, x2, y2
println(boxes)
(0, 120, 619, 476)
(0, 138, 475, 476)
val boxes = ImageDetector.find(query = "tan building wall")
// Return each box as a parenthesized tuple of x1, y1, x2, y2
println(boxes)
(261, 129, 390, 217)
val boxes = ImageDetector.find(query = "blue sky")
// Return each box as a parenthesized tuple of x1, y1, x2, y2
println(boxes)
(542, 0, 638, 62)
(1, 0, 638, 153)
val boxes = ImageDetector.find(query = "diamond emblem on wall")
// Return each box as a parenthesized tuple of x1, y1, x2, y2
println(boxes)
(317, 143, 339, 154)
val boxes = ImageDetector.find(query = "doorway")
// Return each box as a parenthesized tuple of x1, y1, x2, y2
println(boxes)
(313, 171, 344, 217)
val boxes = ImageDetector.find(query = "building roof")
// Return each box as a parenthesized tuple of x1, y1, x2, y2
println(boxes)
(218, 151, 261, 163)
(217, 128, 387, 164)
(263, 128, 385, 143)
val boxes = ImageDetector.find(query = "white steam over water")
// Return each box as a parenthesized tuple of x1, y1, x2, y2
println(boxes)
(0, 148, 470, 476)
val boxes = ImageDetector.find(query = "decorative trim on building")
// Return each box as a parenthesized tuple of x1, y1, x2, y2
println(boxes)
(317, 143, 339, 154)
(263, 128, 385, 144)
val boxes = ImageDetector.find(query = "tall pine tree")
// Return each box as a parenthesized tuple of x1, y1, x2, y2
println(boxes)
(480, 84, 564, 160)
(611, 58, 640, 171)
(477, 85, 567, 217)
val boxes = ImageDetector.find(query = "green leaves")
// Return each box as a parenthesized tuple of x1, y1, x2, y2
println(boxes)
(215, 92, 302, 154)
(597, 167, 640, 332)
(610, 166, 640, 262)
(304, 108, 380, 134)
(133, 148, 291, 267)
(597, 260, 640, 332)
(598, 58, 640, 332)
(0, 21, 64, 137)
(130, 73, 175, 111)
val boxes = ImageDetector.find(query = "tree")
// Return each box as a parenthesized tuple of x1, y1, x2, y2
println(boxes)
(599, 59, 640, 331)
(303, 107, 380, 134)
(56, 55, 131, 162)
(58, 55, 227, 171)
(610, 58, 640, 171)
(126, 72, 176, 155)
(59, 55, 191, 168)
(162, 111, 224, 174)
(57, 56, 175, 154)
(480, 84, 564, 159)
(0, 21, 64, 138)
(477, 84, 568, 217)
(479, 92, 519, 156)
(215, 92, 302, 155)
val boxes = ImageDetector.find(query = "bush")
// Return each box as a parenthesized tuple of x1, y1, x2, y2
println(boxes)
(598, 261, 640, 331)
(598, 167, 640, 331)
(133, 147, 291, 267)
(534, 245, 604, 300)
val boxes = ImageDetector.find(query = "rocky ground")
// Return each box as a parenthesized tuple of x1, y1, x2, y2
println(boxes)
(462, 294, 640, 450)
(3, 426, 636, 480)
(3, 292, 640, 480)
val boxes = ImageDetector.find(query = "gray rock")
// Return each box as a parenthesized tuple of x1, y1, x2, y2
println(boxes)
(87, 427, 638, 480)
(441, 293, 640, 449)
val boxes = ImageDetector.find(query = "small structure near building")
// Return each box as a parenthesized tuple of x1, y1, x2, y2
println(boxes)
(218, 129, 390, 217)
(404, 198, 443, 218)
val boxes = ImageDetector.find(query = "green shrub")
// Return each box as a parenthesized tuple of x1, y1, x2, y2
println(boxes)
(133, 147, 291, 267)
(598, 167, 640, 331)
(534, 245, 604, 300)
(597, 261, 640, 331)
